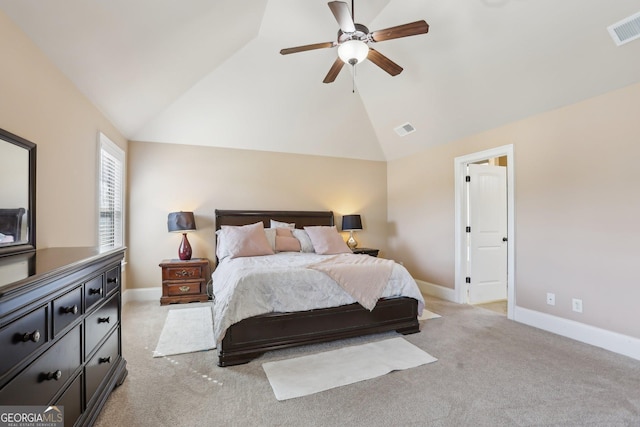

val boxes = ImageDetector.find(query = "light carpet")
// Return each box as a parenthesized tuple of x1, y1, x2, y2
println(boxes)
(153, 306, 215, 357)
(262, 337, 437, 401)
(418, 309, 441, 320)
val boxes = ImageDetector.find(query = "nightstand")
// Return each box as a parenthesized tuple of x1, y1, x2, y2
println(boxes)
(159, 258, 210, 305)
(351, 248, 379, 257)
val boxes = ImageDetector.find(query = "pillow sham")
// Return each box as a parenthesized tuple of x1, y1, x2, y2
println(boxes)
(292, 229, 315, 253)
(217, 222, 274, 259)
(270, 219, 295, 229)
(303, 226, 351, 255)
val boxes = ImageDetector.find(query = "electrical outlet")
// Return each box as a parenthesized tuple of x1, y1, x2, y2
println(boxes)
(546, 293, 555, 306)
(572, 298, 583, 313)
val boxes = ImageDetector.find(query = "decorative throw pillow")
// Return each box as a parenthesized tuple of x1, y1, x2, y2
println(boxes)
(218, 222, 274, 259)
(303, 226, 351, 255)
(274, 227, 302, 252)
(264, 228, 276, 251)
(270, 219, 295, 229)
(292, 229, 315, 253)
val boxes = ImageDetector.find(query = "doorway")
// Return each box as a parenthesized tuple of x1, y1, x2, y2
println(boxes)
(454, 145, 515, 319)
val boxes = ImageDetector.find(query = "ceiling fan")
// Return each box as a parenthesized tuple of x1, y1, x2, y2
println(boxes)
(280, 1, 429, 84)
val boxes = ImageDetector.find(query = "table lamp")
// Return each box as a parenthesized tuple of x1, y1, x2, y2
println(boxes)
(342, 214, 362, 249)
(167, 211, 196, 260)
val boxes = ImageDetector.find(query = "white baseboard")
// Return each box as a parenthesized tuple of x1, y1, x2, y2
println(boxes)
(415, 280, 457, 302)
(122, 287, 162, 306)
(514, 306, 640, 361)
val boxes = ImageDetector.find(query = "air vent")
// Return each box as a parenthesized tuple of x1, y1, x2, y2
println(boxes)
(394, 122, 416, 137)
(608, 11, 640, 46)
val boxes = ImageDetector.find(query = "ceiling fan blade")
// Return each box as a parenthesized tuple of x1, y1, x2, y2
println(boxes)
(323, 57, 345, 83)
(280, 42, 335, 55)
(328, 1, 356, 33)
(370, 20, 429, 42)
(367, 48, 403, 76)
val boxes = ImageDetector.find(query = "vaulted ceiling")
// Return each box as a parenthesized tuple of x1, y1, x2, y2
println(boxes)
(2, 0, 640, 161)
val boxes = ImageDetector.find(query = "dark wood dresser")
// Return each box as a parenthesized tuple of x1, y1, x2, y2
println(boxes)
(0, 247, 127, 427)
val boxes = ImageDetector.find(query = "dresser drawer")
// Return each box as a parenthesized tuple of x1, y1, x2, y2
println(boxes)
(86, 328, 119, 404)
(166, 281, 203, 296)
(85, 294, 119, 357)
(53, 287, 83, 337)
(105, 266, 121, 295)
(85, 275, 105, 311)
(0, 305, 48, 378)
(162, 265, 203, 281)
(0, 325, 81, 405)
(56, 373, 82, 427)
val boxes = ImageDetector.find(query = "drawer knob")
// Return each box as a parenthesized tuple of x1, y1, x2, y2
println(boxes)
(99, 356, 112, 364)
(89, 287, 103, 296)
(62, 305, 78, 315)
(44, 370, 62, 381)
(179, 286, 191, 293)
(21, 330, 41, 343)
(107, 277, 118, 284)
(178, 269, 192, 277)
(98, 317, 110, 324)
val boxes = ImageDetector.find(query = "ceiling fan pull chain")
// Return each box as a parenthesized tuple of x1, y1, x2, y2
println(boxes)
(352, 65, 356, 93)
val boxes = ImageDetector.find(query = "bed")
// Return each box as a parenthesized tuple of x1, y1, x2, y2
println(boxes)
(213, 209, 423, 367)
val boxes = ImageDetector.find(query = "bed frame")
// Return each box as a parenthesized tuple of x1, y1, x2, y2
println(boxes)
(214, 209, 420, 367)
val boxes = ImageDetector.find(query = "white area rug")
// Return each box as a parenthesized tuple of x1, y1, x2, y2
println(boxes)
(419, 309, 441, 320)
(262, 337, 437, 400)
(153, 306, 215, 357)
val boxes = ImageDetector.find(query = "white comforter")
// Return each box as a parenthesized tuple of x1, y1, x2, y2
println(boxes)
(211, 252, 424, 345)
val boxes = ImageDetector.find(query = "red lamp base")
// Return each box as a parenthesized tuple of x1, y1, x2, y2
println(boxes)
(178, 233, 192, 260)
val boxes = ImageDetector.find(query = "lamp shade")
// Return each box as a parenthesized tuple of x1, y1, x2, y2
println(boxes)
(167, 211, 196, 232)
(338, 40, 369, 65)
(342, 214, 362, 231)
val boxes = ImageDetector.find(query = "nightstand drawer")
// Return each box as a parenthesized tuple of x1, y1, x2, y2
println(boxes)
(163, 265, 203, 281)
(165, 281, 202, 296)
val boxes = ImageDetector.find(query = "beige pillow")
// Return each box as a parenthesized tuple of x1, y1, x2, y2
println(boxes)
(303, 226, 351, 255)
(219, 222, 274, 259)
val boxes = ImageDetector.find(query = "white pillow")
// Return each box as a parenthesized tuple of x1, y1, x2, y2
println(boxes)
(264, 228, 276, 251)
(270, 219, 295, 229)
(303, 226, 351, 255)
(292, 229, 315, 253)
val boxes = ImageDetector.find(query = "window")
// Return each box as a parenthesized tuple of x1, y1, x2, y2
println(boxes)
(98, 133, 125, 250)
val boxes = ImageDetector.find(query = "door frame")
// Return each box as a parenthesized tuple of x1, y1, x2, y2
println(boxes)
(454, 144, 515, 319)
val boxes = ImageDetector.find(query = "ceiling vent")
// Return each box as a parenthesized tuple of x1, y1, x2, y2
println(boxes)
(608, 11, 640, 46)
(394, 122, 416, 137)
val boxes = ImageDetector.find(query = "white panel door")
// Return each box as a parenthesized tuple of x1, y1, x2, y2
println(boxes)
(468, 163, 507, 304)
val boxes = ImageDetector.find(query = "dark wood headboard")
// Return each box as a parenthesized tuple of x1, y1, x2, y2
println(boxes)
(0, 208, 26, 240)
(214, 210, 334, 230)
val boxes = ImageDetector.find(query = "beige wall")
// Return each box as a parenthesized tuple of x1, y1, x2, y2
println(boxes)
(126, 141, 387, 290)
(0, 10, 127, 249)
(388, 82, 640, 339)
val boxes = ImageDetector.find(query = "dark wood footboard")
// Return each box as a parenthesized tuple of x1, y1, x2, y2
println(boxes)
(217, 297, 419, 367)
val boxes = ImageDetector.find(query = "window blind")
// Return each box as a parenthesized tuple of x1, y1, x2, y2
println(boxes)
(99, 133, 124, 250)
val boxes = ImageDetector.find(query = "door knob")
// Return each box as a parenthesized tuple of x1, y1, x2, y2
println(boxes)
(502, 237, 508, 242)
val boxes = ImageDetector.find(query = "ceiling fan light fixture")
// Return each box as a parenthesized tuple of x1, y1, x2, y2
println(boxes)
(338, 40, 369, 65)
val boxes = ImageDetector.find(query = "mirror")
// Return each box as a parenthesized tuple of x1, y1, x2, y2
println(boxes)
(0, 128, 36, 257)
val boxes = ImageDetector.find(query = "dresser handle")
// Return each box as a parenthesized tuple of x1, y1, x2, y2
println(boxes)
(98, 317, 110, 324)
(99, 356, 112, 364)
(178, 269, 193, 277)
(44, 370, 62, 381)
(61, 305, 78, 315)
(21, 330, 41, 343)
(107, 277, 118, 284)
(89, 287, 103, 295)
(179, 286, 191, 293)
